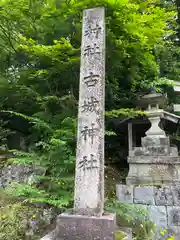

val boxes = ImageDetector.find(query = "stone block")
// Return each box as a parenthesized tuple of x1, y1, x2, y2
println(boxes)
(154, 186, 173, 206)
(126, 176, 153, 185)
(167, 206, 180, 226)
(134, 186, 155, 205)
(40, 231, 56, 240)
(116, 184, 133, 204)
(127, 163, 180, 185)
(170, 147, 178, 157)
(171, 184, 180, 205)
(147, 205, 167, 227)
(55, 212, 116, 240)
(142, 136, 170, 148)
(128, 156, 180, 164)
(133, 147, 170, 156)
(0, 165, 45, 188)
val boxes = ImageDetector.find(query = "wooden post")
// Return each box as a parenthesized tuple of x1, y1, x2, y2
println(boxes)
(128, 122, 133, 156)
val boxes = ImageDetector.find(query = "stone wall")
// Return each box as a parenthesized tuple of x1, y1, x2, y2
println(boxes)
(116, 184, 180, 239)
(0, 164, 45, 188)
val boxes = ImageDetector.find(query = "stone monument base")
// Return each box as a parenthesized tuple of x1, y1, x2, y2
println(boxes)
(126, 157, 180, 185)
(53, 212, 116, 240)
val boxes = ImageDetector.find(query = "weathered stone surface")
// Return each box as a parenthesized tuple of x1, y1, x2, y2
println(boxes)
(144, 110, 166, 136)
(167, 206, 180, 226)
(126, 162, 180, 185)
(133, 147, 170, 156)
(134, 186, 155, 205)
(55, 212, 116, 240)
(147, 206, 167, 227)
(40, 231, 56, 240)
(171, 184, 180, 206)
(128, 156, 180, 164)
(142, 136, 170, 148)
(0, 164, 45, 188)
(126, 176, 153, 185)
(170, 147, 178, 157)
(154, 186, 173, 206)
(74, 7, 105, 216)
(116, 184, 133, 204)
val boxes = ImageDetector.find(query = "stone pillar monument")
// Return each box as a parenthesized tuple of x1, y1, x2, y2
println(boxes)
(73, 6, 105, 216)
(54, 7, 116, 240)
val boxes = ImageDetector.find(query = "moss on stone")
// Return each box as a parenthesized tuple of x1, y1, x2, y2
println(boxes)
(115, 231, 127, 240)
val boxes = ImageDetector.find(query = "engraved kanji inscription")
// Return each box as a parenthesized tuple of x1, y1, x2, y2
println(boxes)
(172, 211, 180, 224)
(81, 123, 99, 144)
(84, 43, 101, 56)
(84, 23, 102, 39)
(74, 8, 105, 215)
(84, 72, 100, 87)
(125, 190, 131, 196)
(81, 97, 99, 113)
(159, 189, 168, 201)
(79, 154, 99, 170)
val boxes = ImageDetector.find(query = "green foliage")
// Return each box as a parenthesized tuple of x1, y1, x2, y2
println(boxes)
(105, 198, 149, 226)
(115, 231, 126, 240)
(105, 198, 153, 239)
(105, 108, 146, 119)
(6, 181, 73, 209)
(0, 203, 31, 240)
(5, 116, 76, 209)
(106, 199, 175, 239)
(0, 189, 34, 240)
(0, 189, 56, 240)
(0, 120, 12, 151)
(0, 0, 176, 113)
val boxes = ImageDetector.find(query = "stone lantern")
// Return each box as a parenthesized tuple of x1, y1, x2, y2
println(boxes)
(126, 90, 180, 185)
(116, 89, 180, 239)
(137, 90, 167, 137)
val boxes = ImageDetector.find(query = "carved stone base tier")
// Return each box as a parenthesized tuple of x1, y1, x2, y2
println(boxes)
(126, 159, 180, 185)
(48, 212, 116, 240)
(126, 134, 180, 185)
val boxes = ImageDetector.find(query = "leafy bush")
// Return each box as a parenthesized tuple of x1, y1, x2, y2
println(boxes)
(4, 117, 75, 209)
(0, 190, 36, 240)
(105, 198, 176, 240)
(105, 198, 153, 239)
(0, 189, 59, 240)
(0, 120, 12, 152)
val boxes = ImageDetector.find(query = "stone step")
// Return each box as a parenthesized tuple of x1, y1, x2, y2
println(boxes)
(40, 231, 55, 240)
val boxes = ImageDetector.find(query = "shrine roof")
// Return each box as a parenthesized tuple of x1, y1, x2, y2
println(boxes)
(108, 110, 180, 136)
(118, 110, 180, 125)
